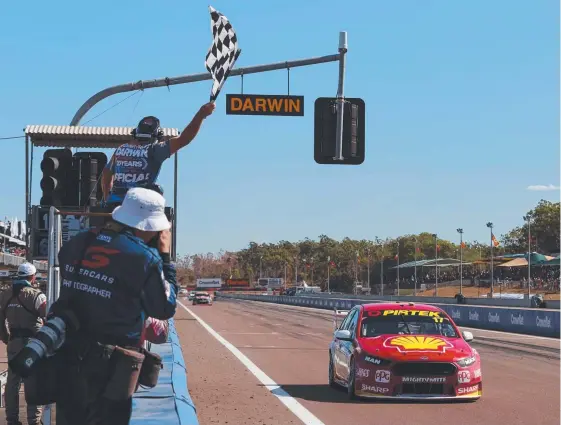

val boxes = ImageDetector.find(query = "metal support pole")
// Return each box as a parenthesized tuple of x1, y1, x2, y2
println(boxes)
(327, 256, 331, 293)
(172, 152, 178, 261)
(434, 234, 438, 296)
(524, 215, 532, 304)
(460, 234, 463, 294)
(25, 135, 30, 261)
(295, 257, 298, 286)
(414, 238, 417, 296)
(380, 257, 384, 296)
(333, 32, 348, 161)
(70, 52, 341, 126)
(367, 250, 370, 291)
(396, 241, 400, 296)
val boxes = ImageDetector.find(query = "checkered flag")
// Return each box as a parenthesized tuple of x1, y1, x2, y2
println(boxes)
(205, 6, 241, 102)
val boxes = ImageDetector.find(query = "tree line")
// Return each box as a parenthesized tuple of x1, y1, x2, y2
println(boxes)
(176, 200, 560, 292)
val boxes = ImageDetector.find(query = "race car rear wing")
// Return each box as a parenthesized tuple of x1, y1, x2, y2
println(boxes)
(333, 308, 349, 330)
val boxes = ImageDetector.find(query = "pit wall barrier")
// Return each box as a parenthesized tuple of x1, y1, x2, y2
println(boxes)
(299, 292, 561, 309)
(218, 293, 560, 338)
(130, 318, 199, 425)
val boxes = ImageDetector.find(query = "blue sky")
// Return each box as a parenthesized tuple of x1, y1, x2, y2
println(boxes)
(1, 0, 559, 255)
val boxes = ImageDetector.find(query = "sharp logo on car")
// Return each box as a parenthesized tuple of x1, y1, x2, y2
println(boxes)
(384, 336, 453, 353)
(457, 385, 479, 395)
(361, 384, 389, 394)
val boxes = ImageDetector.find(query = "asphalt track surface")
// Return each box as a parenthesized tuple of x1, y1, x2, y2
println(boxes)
(0, 298, 558, 425)
(177, 298, 560, 425)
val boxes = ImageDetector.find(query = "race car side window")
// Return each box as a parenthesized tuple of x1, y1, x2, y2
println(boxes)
(342, 308, 358, 331)
(339, 312, 352, 330)
(347, 308, 360, 336)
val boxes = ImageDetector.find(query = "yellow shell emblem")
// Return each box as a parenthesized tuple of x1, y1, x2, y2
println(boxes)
(384, 336, 452, 353)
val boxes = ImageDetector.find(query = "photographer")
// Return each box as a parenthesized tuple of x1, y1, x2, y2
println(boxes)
(0, 262, 46, 425)
(51, 187, 178, 425)
(101, 102, 215, 208)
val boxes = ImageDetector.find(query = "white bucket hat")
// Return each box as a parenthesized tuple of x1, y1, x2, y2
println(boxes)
(18, 262, 37, 277)
(112, 187, 170, 232)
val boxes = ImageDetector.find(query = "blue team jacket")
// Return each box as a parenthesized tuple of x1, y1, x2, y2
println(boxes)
(56, 227, 177, 346)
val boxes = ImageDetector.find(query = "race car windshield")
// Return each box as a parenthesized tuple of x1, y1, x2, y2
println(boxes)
(360, 314, 459, 338)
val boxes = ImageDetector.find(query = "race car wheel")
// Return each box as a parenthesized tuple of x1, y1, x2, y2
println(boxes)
(347, 357, 357, 400)
(328, 352, 338, 388)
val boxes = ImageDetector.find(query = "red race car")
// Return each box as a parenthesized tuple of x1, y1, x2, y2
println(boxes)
(329, 302, 482, 400)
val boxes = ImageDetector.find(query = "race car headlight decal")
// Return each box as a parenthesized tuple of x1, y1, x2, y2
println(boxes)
(456, 355, 476, 367)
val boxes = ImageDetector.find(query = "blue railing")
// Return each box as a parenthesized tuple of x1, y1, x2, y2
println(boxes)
(131, 318, 199, 425)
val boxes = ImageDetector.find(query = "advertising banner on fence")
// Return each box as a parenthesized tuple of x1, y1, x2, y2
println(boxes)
(196, 278, 223, 289)
(218, 293, 560, 338)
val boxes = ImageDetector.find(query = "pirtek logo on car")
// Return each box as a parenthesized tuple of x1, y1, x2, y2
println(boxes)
(458, 371, 471, 384)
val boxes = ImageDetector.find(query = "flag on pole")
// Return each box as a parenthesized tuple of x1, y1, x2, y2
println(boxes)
(205, 6, 241, 102)
(491, 233, 500, 247)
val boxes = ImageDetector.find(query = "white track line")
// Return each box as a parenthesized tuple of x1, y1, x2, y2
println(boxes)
(178, 301, 326, 425)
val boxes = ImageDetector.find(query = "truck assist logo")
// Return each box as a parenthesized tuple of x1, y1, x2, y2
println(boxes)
(383, 336, 453, 353)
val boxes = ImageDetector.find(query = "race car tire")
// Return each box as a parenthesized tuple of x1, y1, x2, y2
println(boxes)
(347, 357, 357, 400)
(328, 352, 338, 388)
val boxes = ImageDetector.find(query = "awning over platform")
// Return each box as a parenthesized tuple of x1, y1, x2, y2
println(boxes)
(25, 125, 180, 149)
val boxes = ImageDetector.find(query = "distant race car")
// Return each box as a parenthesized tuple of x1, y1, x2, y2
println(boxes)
(329, 302, 482, 401)
(188, 292, 196, 301)
(192, 291, 213, 305)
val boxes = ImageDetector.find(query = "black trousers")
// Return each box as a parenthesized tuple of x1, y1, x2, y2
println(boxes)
(55, 343, 133, 425)
(56, 397, 132, 425)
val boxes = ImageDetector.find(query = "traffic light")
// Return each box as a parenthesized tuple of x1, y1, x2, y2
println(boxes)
(73, 152, 107, 207)
(40, 148, 75, 207)
(314, 97, 365, 165)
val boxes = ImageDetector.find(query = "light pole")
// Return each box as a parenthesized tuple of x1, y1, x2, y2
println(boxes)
(396, 240, 400, 296)
(366, 247, 370, 291)
(311, 256, 314, 286)
(327, 255, 331, 293)
(294, 256, 298, 286)
(523, 214, 533, 304)
(376, 238, 384, 296)
(260, 255, 263, 279)
(486, 222, 494, 297)
(355, 250, 359, 294)
(413, 237, 418, 296)
(432, 234, 438, 296)
(457, 228, 464, 295)
(284, 261, 287, 287)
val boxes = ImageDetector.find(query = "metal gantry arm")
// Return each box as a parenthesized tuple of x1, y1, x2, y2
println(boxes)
(70, 33, 347, 126)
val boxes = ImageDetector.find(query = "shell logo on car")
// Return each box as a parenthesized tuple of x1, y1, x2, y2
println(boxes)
(383, 336, 453, 353)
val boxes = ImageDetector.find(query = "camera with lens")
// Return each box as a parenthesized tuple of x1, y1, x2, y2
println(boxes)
(9, 309, 80, 378)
